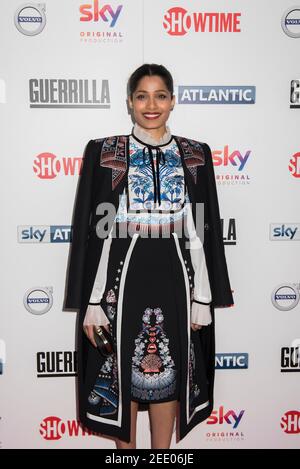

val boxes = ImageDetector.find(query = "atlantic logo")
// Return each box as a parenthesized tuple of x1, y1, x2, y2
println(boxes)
(40, 416, 97, 440)
(18, 226, 72, 243)
(206, 406, 245, 428)
(281, 346, 300, 372)
(177, 86, 255, 104)
(221, 219, 236, 246)
(29, 79, 110, 108)
(37, 351, 77, 377)
(290, 79, 300, 108)
(33, 152, 83, 178)
(289, 152, 300, 177)
(270, 224, 300, 241)
(216, 353, 248, 369)
(281, 411, 300, 434)
(163, 7, 241, 35)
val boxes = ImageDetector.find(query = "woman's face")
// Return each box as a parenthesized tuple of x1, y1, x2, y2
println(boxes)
(128, 75, 175, 131)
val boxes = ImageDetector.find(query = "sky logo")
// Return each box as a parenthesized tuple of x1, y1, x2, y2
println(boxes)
(207, 406, 245, 428)
(270, 224, 300, 241)
(18, 226, 72, 243)
(79, 1, 123, 26)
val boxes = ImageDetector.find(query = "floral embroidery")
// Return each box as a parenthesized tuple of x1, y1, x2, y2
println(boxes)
(131, 307, 177, 401)
(128, 140, 185, 211)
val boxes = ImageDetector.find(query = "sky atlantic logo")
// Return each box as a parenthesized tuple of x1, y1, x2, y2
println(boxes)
(163, 8, 241, 35)
(18, 226, 72, 243)
(33, 152, 83, 178)
(270, 224, 300, 241)
(29, 79, 110, 109)
(14, 3, 46, 36)
(177, 86, 255, 104)
(215, 353, 248, 369)
(39, 417, 96, 440)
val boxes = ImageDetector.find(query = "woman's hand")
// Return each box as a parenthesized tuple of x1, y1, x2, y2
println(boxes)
(191, 323, 203, 331)
(83, 323, 110, 348)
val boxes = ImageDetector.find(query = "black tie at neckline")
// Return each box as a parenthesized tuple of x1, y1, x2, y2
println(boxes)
(142, 145, 166, 206)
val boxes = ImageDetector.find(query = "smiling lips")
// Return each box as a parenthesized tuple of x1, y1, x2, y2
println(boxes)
(143, 113, 161, 120)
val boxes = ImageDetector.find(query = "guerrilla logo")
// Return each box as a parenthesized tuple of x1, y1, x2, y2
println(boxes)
(29, 79, 110, 108)
(37, 351, 77, 377)
(281, 346, 300, 372)
(290, 79, 300, 108)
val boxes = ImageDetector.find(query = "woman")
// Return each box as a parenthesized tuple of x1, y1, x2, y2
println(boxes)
(64, 63, 234, 449)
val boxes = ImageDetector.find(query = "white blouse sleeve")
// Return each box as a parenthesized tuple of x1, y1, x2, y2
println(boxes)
(186, 201, 212, 326)
(83, 234, 113, 327)
(83, 303, 110, 326)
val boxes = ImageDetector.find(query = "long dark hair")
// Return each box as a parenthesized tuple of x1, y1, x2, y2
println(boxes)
(127, 63, 174, 98)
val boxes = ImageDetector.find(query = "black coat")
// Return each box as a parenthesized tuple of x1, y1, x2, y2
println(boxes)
(64, 133, 234, 443)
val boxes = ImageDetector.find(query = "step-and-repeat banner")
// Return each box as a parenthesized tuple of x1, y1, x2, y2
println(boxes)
(1, 0, 299, 449)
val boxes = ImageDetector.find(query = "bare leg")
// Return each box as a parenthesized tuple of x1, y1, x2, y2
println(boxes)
(148, 400, 177, 449)
(115, 400, 139, 449)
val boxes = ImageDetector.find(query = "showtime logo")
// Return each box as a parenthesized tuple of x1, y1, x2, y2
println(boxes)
(289, 152, 300, 178)
(163, 7, 241, 35)
(33, 153, 83, 179)
(281, 411, 300, 434)
(39, 416, 96, 440)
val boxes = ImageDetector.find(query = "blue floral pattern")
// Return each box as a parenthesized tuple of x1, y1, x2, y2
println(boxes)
(128, 139, 185, 211)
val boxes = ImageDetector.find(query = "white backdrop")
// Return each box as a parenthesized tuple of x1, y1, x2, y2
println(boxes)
(1, 0, 299, 449)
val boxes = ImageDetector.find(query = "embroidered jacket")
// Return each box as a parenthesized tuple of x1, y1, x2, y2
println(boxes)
(64, 132, 233, 313)
(83, 126, 213, 328)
